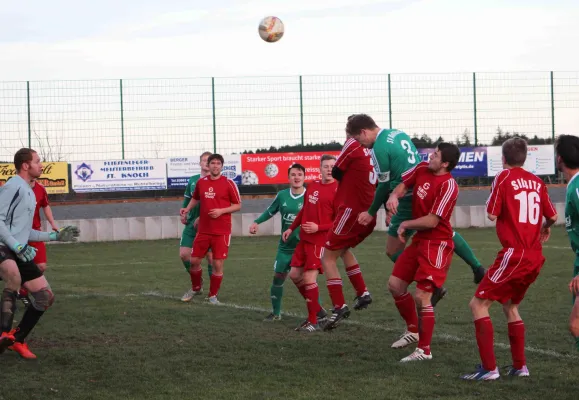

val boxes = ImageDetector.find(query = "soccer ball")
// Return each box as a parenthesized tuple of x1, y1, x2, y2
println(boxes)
(242, 170, 259, 185)
(258, 16, 284, 43)
(264, 163, 279, 178)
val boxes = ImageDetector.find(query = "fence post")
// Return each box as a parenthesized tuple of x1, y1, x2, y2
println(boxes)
(120, 79, 125, 159)
(473, 72, 478, 146)
(26, 81, 31, 148)
(299, 75, 304, 145)
(550, 71, 555, 141)
(388, 74, 392, 129)
(212, 77, 217, 153)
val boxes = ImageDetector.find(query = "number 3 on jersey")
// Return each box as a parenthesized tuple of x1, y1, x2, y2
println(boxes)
(365, 148, 378, 185)
(514, 191, 540, 225)
(401, 140, 416, 164)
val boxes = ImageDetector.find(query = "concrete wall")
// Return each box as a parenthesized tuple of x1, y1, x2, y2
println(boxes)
(44, 203, 567, 243)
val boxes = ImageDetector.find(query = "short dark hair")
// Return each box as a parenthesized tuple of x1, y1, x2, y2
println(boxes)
(199, 151, 212, 162)
(502, 137, 527, 167)
(345, 114, 378, 136)
(14, 148, 37, 171)
(437, 142, 460, 172)
(555, 134, 579, 170)
(288, 163, 305, 176)
(207, 153, 224, 165)
(320, 154, 336, 163)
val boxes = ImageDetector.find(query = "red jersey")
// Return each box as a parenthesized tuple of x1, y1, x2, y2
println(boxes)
(192, 175, 241, 235)
(334, 138, 376, 210)
(289, 180, 338, 245)
(32, 182, 49, 230)
(402, 161, 458, 240)
(486, 167, 557, 250)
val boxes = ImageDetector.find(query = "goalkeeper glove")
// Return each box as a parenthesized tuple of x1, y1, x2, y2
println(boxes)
(49, 226, 80, 242)
(11, 243, 37, 263)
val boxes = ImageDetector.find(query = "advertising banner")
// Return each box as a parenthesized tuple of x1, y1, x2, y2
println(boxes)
(166, 155, 242, 188)
(240, 151, 341, 185)
(0, 162, 69, 194)
(71, 159, 167, 193)
(486, 145, 555, 177)
(418, 147, 488, 178)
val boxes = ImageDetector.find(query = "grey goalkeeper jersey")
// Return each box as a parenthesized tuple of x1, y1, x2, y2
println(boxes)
(0, 175, 51, 250)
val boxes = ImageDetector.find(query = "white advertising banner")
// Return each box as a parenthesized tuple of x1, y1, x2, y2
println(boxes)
(166, 154, 242, 188)
(486, 144, 555, 177)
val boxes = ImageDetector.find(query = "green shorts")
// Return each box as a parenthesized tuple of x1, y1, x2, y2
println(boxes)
(388, 197, 416, 238)
(273, 251, 294, 274)
(179, 223, 197, 248)
(573, 255, 579, 303)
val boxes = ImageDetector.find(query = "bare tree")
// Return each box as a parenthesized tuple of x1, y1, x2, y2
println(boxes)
(32, 129, 70, 162)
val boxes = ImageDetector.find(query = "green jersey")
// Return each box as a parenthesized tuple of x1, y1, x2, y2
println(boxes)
(368, 129, 421, 215)
(254, 188, 305, 252)
(183, 174, 201, 225)
(565, 172, 579, 254)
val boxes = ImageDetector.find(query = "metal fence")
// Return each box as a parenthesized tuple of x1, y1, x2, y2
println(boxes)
(0, 71, 578, 162)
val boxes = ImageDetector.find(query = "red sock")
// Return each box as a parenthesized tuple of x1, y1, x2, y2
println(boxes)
(475, 316, 497, 371)
(393, 293, 418, 334)
(327, 278, 346, 309)
(208, 273, 223, 297)
(418, 305, 435, 355)
(293, 279, 307, 299)
(304, 283, 321, 324)
(345, 265, 367, 297)
(190, 269, 203, 291)
(508, 321, 526, 370)
(19, 288, 28, 297)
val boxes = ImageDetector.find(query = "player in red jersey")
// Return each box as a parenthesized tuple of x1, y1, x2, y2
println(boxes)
(461, 138, 558, 380)
(322, 134, 377, 331)
(282, 155, 338, 332)
(385, 142, 460, 362)
(180, 154, 241, 304)
(19, 180, 59, 306)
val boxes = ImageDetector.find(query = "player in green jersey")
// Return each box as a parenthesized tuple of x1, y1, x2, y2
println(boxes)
(180, 151, 214, 302)
(346, 114, 486, 306)
(555, 134, 579, 351)
(249, 163, 327, 322)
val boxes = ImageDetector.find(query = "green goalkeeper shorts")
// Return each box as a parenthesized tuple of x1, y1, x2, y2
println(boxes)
(574, 254, 579, 303)
(273, 251, 294, 274)
(388, 197, 415, 238)
(179, 223, 197, 248)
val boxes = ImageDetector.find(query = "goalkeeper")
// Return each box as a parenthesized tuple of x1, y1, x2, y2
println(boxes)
(0, 148, 80, 359)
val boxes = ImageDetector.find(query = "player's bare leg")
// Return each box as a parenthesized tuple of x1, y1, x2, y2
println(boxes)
(571, 297, 579, 351)
(10, 275, 55, 359)
(501, 301, 529, 376)
(0, 260, 21, 353)
(205, 250, 214, 278)
(387, 235, 447, 307)
(206, 259, 224, 304)
(400, 287, 434, 362)
(461, 297, 500, 380)
(341, 250, 372, 310)
(322, 248, 351, 331)
(388, 275, 419, 348)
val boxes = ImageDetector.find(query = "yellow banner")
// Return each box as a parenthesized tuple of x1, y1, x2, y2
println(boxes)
(0, 162, 69, 194)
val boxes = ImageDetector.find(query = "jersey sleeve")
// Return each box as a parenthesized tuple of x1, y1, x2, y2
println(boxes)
(372, 149, 391, 184)
(541, 184, 557, 220)
(401, 161, 428, 188)
(40, 186, 49, 208)
(430, 178, 458, 219)
(335, 139, 360, 172)
(254, 193, 280, 224)
(0, 184, 21, 249)
(192, 180, 201, 201)
(227, 179, 241, 205)
(368, 182, 389, 216)
(289, 207, 303, 231)
(486, 170, 509, 217)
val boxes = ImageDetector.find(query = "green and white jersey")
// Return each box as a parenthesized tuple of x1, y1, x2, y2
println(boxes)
(183, 174, 201, 225)
(565, 171, 579, 254)
(254, 188, 305, 252)
(371, 129, 421, 191)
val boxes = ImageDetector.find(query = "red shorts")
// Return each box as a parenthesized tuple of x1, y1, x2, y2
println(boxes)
(475, 248, 545, 304)
(392, 239, 454, 292)
(290, 240, 324, 273)
(325, 205, 376, 251)
(192, 233, 231, 260)
(28, 241, 47, 265)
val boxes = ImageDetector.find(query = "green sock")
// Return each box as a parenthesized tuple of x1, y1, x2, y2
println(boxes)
(207, 264, 213, 278)
(271, 276, 285, 316)
(452, 232, 482, 272)
(389, 250, 403, 263)
(575, 336, 579, 351)
(182, 260, 191, 273)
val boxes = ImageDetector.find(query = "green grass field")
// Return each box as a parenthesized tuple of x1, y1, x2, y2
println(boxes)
(2, 228, 577, 400)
